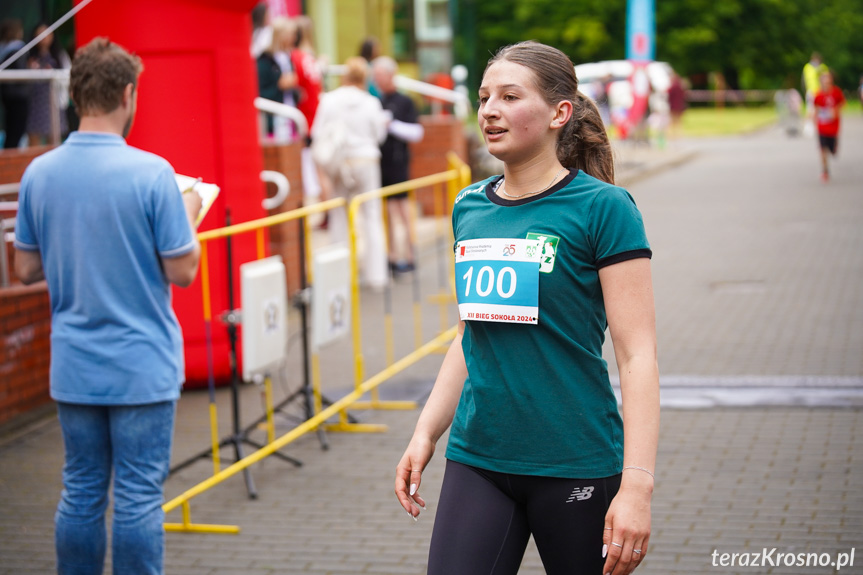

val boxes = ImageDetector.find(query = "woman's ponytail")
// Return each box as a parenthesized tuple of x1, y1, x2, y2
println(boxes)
(557, 92, 615, 185)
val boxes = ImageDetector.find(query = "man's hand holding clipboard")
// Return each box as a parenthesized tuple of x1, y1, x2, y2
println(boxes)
(175, 174, 220, 228)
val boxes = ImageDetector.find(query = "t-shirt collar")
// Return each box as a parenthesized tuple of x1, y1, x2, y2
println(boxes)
(485, 168, 577, 206)
(66, 131, 127, 146)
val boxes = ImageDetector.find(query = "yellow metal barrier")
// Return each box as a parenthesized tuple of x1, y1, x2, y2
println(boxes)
(163, 153, 470, 533)
(337, 152, 469, 424)
(163, 327, 457, 532)
(187, 197, 347, 484)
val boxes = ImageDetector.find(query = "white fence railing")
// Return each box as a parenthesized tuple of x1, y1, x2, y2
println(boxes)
(0, 69, 69, 146)
(686, 89, 777, 104)
(326, 65, 471, 119)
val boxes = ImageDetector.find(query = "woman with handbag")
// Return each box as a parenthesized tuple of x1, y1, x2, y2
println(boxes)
(311, 57, 388, 290)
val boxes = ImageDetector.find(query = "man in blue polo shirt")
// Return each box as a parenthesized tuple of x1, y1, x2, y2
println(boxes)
(14, 37, 201, 575)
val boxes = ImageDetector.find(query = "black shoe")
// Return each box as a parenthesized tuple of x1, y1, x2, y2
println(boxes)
(394, 261, 415, 273)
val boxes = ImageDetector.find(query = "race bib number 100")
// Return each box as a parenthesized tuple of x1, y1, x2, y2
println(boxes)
(455, 238, 541, 324)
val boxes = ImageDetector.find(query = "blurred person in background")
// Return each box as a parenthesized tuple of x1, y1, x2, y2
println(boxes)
(250, 1, 271, 59)
(372, 55, 424, 274)
(270, 17, 300, 141)
(647, 86, 669, 149)
(312, 57, 388, 289)
(595, 74, 612, 129)
(667, 72, 686, 140)
(271, 17, 299, 109)
(813, 70, 845, 182)
(26, 22, 71, 145)
(359, 37, 380, 63)
(291, 15, 329, 222)
(802, 52, 828, 136)
(256, 17, 297, 140)
(774, 82, 803, 137)
(0, 18, 29, 148)
(359, 37, 381, 98)
(291, 15, 323, 135)
(14, 37, 201, 575)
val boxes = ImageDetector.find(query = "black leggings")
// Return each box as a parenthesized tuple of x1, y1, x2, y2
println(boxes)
(428, 460, 621, 575)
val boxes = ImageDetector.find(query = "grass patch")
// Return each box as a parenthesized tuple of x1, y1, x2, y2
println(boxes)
(681, 107, 778, 137)
(842, 99, 862, 114)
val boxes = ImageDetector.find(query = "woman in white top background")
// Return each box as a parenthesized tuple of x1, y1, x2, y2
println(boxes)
(311, 57, 389, 289)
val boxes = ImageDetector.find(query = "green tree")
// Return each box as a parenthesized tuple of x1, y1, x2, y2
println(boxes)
(455, 0, 863, 94)
(454, 0, 627, 96)
(655, 0, 863, 90)
(800, 0, 863, 90)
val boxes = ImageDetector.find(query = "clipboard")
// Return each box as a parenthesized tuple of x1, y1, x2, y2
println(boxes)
(175, 174, 220, 228)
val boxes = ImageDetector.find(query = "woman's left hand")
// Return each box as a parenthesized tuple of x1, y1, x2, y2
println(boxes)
(601, 479, 652, 575)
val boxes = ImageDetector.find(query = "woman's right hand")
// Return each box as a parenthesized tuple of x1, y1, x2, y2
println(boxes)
(394, 322, 468, 519)
(394, 434, 436, 519)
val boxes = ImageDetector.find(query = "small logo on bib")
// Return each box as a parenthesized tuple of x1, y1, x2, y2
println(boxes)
(526, 233, 560, 273)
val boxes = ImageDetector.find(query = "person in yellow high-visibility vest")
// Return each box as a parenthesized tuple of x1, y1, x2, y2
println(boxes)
(802, 52, 829, 134)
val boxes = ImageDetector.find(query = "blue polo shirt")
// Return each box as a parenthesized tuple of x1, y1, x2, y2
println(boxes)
(14, 132, 195, 405)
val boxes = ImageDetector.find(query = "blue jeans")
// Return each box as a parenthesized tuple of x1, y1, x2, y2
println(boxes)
(55, 401, 176, 575)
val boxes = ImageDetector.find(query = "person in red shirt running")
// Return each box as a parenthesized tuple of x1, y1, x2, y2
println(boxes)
(813, 70, 845, 182)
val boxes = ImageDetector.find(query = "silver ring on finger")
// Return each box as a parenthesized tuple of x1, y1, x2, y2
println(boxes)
(633, 549, 642, 554)
(611, 542, 623, 548)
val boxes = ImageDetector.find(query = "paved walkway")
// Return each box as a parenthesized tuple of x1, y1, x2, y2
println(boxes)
(1, 115, 862, 574)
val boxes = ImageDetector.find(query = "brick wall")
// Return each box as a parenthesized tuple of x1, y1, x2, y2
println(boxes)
(1, 147, 55, 428)
(261, 141, 305, 294)
(0, 283, 52, 427)
(410, 116, 469, 217)
(0, 146, 53, 186)
(1, 147, 55, 283)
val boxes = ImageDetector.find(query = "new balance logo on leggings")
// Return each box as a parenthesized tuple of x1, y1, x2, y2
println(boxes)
(567, 485, 594, 502)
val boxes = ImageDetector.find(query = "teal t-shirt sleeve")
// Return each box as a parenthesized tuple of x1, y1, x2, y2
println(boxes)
(451, 190, 463, 252)
(151, 165, 196, 258)
(588, 185, 651, 267)
(13, 168, 39, 251)
(451, 177, 493, 250)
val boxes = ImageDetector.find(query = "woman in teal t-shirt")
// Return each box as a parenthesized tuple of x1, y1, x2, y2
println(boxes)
(394, 41, 659, 575)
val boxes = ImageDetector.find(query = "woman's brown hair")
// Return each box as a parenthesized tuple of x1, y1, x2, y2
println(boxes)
(486, 41, 615, 185)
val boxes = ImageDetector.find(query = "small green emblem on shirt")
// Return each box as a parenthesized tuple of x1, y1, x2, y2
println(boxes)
(526, 232, 560, 273)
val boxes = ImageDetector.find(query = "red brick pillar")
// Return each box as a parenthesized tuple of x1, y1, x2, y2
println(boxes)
(409, 116, 469, 216)
(261, 142, 305, 295)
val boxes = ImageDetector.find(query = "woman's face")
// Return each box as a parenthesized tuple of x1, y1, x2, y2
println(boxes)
(478, 60, 558, 164)
(278, 28, 297, 51)
(36, 26, 52, 49)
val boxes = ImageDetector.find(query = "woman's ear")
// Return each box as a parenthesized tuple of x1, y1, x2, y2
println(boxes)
(551, 100, 574, 129)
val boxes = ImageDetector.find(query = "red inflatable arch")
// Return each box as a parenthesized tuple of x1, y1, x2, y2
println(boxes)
(75, 0, 267, 385)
